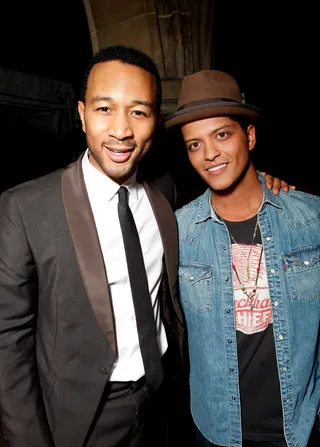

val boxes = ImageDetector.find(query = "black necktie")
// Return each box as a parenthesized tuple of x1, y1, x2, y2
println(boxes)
(117, 186, 163, 391)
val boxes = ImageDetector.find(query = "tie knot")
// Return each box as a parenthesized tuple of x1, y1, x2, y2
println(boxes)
(118, 186, 128, 203)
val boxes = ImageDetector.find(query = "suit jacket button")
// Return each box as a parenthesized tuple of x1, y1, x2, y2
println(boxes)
(99, 367, 108, 375)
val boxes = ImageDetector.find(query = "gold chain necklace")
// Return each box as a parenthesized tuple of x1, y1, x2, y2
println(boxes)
(227, 217, 259, 281)
(222, 216, 263, 313)
(232, 244, 264, 312)
(211, 192, 264, 312)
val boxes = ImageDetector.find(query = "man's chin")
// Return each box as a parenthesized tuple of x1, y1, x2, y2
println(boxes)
(105, 164, 138, 184)
(208, 180, 239, 196)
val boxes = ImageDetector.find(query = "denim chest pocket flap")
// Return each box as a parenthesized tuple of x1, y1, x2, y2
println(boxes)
(178, 263, 213, 312)
(283, 245, 320, 302)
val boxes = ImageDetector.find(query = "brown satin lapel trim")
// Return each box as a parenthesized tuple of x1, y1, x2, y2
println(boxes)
(144, 182, 183, 324)
(61, 155, 117, 355)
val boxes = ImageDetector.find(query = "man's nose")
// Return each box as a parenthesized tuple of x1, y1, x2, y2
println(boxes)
(107, 112, 133, 140)
(204, 142, 221, 160)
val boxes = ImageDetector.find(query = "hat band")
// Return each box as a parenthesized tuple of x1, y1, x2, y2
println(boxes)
(177, 97, 239, 112)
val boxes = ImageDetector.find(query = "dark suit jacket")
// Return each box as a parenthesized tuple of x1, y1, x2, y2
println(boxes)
(0, 154, 188, 446)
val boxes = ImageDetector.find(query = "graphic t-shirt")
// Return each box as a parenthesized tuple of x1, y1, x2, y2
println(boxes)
(224, 215, 285, 442)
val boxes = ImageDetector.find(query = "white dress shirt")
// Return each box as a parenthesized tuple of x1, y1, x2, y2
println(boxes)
(82, 150, 168, 381)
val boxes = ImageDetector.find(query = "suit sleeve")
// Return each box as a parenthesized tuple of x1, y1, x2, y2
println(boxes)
(0, 191, 54, 446)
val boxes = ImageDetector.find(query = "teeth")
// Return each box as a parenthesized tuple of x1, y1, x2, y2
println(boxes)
(208, 164, 226, 172)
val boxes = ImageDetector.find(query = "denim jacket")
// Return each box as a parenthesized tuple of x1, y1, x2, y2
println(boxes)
(175, 178, 320, 447)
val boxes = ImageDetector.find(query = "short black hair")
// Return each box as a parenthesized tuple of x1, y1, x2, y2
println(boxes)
(80, 45, 162, 112)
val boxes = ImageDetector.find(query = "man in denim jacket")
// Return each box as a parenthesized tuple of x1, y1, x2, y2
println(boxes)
(164, 70, 320, 447)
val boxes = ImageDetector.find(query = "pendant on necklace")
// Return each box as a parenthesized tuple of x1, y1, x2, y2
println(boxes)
(249, 291, 257, 313)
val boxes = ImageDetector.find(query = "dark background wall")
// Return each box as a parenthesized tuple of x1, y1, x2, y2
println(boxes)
(213, 1, 317, 195)
(0, 0, 92, 95)
(0, 0, 317, 199)
(0, 0, 92, 192)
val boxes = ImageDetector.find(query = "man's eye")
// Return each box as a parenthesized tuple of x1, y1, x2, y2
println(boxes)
(188, 142, 200, 151)
(217, 131, 228, 139)
(132, 110, 146, 116)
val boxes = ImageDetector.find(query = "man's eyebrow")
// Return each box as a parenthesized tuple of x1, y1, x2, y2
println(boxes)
(90, 96, 112, 104)
(184, 124, 234, 144)
(131, 99, 153, 108)
(89, 97, 153, 108)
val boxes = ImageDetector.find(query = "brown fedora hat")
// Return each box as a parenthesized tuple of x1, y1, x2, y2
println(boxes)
(163, 70, 260, 129)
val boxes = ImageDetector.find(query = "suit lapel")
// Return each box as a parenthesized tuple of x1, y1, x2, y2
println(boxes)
(61, 154, 117, 355)
(144, 182, 183, 324)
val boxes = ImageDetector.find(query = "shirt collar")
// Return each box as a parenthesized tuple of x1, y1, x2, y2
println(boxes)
(194, 188, 214, 224)
(82, 149, 140, 204)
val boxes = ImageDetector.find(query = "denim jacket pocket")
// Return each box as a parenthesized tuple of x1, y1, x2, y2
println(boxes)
(283, 245, 320, 302)
(178, 262, 213, 312)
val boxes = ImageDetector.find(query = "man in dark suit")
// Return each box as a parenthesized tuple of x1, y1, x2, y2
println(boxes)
(0, 45, 190, 447)
(0, 45, 289, 447)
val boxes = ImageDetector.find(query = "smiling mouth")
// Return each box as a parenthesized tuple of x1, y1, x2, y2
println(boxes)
(207, 163, 227, 172)
(107, 147, 134, 153)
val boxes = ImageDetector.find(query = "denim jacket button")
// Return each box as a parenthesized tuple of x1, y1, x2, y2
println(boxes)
(266, 236, 271, 241)
(227, 340, 232, 344)
(229, 368, 234, 372)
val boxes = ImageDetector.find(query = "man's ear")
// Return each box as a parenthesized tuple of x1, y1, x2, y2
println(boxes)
(77, 101, 86, 133)
(247, 124, 257, 151)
